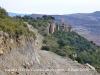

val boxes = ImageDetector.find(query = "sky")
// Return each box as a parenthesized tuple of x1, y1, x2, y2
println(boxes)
(0, 0, 100, 15)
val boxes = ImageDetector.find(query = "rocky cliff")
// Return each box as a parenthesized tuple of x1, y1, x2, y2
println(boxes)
(0, 24, 99, 75)
(0, 31, 39, 75)
(47, 23, 56, 34)
(47, 19, 72, 34)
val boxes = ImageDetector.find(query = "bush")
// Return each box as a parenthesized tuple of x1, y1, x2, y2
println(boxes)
(43, 33, 48, 36)
(0, 7, 8, 18)
(53, 49, 66, 56)
(0, 8, 35, 38)
(58, 39, 67, 47)
(41, 46, 50, 51)
(43, 40, 47, 44)
(75, 57, 83, 64)
(69, 54, 74, 60)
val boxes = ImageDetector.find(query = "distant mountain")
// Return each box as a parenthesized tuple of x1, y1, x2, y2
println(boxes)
(30, 11, 100, 25)
(53, 11, 100, 26)
(30, 13, 43, 18)
(8, 12, 29, 17)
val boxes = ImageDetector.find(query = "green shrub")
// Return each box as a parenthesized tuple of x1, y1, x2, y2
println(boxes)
(41, 46, 50, 51)
(58, 39, 67, 47)
(53, 49, 66, 56)
(43, 40, 47, 44)
(75, 57, 83, 64)
(69, 54, 74, 60)
(0, 7, 8, 18)
(43, 33, 48, 36)
(23, 23, 27, 27)
(0, 7, 35, 38)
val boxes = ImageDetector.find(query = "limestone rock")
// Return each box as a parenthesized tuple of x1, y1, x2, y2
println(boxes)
(0, 49, 3, 55)
(47, 23, 50, 35)
(47, 19, 72, 35)
(85, 63, 96, 70)
(47, 22, 56, 34)
(60, 18, 72, 32)
(0, 31, 3, 36)
(3, 32, 9, 39)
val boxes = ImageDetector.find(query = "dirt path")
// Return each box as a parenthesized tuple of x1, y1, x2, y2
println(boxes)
(27, 23, 44, 50)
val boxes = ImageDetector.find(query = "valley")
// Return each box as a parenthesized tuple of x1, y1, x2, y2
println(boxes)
(73, 25, 100, 46)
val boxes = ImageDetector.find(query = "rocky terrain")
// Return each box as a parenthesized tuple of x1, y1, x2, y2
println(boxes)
(0, 23, 99, 75)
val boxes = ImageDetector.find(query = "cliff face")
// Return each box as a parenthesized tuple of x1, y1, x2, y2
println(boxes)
(0, 31, 35, 55)
(0, 31, 40, 75)
(63, 24, 72, 32)
(47, 23, 56, 34)
(0, 25, 99, 75)
(46, 19, 72, 35)
(60, 19, 72, 32)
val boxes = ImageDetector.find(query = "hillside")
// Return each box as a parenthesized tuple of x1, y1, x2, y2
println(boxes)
(8, 11, 100, 39)
(52, 11, 100, 36)
(0, 24, 99, 75)
(0, 7, 100, 75)
(0, 7, 35, 38)
(18, 15, 100, 73)
(29, 12, 100, 46)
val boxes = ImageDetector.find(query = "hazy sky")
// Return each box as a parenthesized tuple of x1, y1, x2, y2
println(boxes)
(0, 0, 100, 14)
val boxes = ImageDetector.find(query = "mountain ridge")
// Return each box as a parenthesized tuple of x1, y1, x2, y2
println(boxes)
(8, 11, 100, 17)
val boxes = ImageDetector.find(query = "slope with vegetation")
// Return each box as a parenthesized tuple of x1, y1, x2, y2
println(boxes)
(17, 15, 100, 73)
(0, 7, 35, 38)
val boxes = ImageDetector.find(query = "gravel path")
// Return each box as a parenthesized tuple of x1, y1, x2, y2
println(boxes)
(27, 23, 44, 50)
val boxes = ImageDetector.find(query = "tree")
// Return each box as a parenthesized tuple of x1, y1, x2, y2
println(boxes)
(48, 15, 55, 20)
(42, 15, 48, 20)
(69, 54, 74, 60)
(54, 49, 66, 56)
(15, 15, 21, 19)
(58, 39, 66, 47)
(42, 15, 55, 20)
(0, 7, 8, 18)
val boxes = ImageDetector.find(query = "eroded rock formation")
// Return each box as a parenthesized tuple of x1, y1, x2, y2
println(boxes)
(60, 18, 72, 32)
(47, 19, 72, 34)
(47, 23, 56, 34)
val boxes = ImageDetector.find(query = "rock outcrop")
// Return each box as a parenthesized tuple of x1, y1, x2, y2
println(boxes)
(63, 24, 72, 32)
(47, 23, 56, 34)
(47, 19, 72, 34)
(60, 18, 72, 32)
